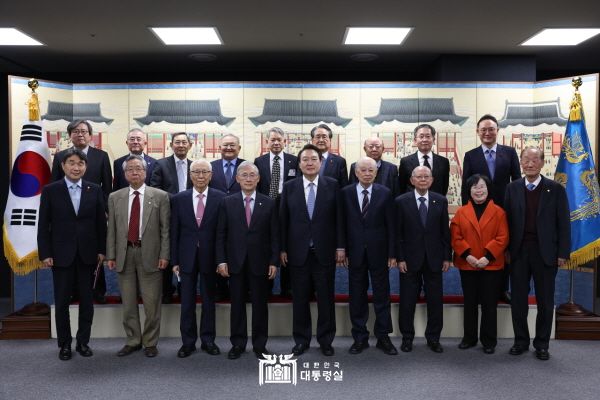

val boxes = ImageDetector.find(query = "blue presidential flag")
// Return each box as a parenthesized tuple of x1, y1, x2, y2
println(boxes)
(554, 84, 600, 269)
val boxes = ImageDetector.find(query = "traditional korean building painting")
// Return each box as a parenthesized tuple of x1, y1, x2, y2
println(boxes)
(134, 99, 236, 159)
(249, 99, 351, 155)
(42, 101, 114, 156)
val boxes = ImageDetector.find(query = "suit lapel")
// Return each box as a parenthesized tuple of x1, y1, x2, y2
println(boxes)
(60, 180, 78, 216)
(537, 177, 550, 217)
(407, 191, 423, 229)
(202, 189, 218, 229)
(118, 189, 130, 228)
(141, 188, 153, 235)
(185, 190, 197, 228)
(249, 194, 266, 229)
(168, 156, 178, 186)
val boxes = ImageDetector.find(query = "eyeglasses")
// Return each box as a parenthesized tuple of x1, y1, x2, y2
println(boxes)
(191, 170, 211, 175)
(366, 144, 382, 149)
(71, 129, 89, 135)
(221, 143, 238, 149)
(238, 173, 258, 179)
(128, 137, 145, 142)
(125, 167, 145, 172)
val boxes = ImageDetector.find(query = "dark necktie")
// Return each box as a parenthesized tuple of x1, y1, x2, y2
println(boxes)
(269, 155, 281, 199)
(225, 161, 233, 188)
(127, 191, 140, 242)
(418, 196, 427, 227)
(423, 154, 431, 169)
(485, 149, 496, 180)
(361, 189, 369, 217)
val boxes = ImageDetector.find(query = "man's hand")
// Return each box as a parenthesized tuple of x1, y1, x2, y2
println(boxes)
(107, 260, 116, 270)
(398, 261, 408, 273)
(336, 249, 346, 266)
(442, 261, 451, 272)
(268, 265, 277, 280)
(388, 258, 397, 269)
(557, 258, 567, 267)
(280, 252, 288, 266)
(217, 263, 229, 277)
(97, 254, 105, 264)
(42, 257, 53, 269)
(158, 259, 169, 270)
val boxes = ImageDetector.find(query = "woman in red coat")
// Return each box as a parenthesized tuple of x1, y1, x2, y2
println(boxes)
(451, 174, 509, 354)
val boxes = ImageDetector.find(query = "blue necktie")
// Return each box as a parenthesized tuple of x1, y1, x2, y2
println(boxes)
(527, 183, 535, 191)
(69, 184, 80, 215)
(418, 196, 427, 227)
(225, 161, 233, 188)
(307, 183, 316, 220)
(319, 156, 327, 176)
(485, 149, 496, 180)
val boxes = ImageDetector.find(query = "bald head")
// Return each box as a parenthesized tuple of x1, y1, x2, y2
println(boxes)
(355, 157, 378, 188)
(190, 159, 213, 192)
(363, 136, 384, 161)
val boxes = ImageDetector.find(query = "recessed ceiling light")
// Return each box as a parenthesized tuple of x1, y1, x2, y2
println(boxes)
(0, 28, 43, 45)
(150, 27, 222, 45)
(344, 27, 412, 45)
(521, 28, 600, 46)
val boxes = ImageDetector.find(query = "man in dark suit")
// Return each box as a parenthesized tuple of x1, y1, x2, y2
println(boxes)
(171, 159, 225, 358)
(398, 124, 450, 196)
(38, 148, 107, 360)
(395, 166, 451, 353)
(505, 146, 570, 361)
(51, 119, 112, 304)
(342, 157, 397, 355)
(311, 124, 349, 188)
(349, 137, 398, 197)
(113, 128, 156, 191)
(216, 161, 279, 360)
(149, 132, 193, 303)
(280, 144, 345, 357)
(209, 134, 246, 195)
(461, 114, 521, 303)
(254, 127, 298, 297)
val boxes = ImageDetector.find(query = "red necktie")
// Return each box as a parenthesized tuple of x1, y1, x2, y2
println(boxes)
(196, 193, 205, 227)
(127, 191, 140, 242)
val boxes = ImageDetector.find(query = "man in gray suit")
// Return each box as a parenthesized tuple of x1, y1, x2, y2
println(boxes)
(107, 155, 170, 358)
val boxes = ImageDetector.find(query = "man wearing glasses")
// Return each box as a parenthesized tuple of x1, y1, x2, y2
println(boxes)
(113, 128, 156, 191)
(311, 124, 349, 188)
(349, 136, 399, 197)
(209, 134, 246, 195)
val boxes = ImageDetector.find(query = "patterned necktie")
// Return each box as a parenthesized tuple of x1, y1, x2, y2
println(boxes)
(269, 155, 281, 199)
(196, 193, 205, 227)
(225, 161, 233, 188)
(418, 196, 427, 227)
(128, 191, 140, 242)
(307, 183, 316, 220)
(244, 196, 252, 226)
(423, 154, 431, 170)
(527, 183, 535, 191)
(176, 160, 186, 192)
(319, 156, 327, 176)
(485, 149, 496, 180)
(69, 184, 80, 215)
(361, 189, 369, 217)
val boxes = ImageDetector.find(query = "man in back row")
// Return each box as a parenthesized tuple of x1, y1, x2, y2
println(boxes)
(349, 137, 398, 197)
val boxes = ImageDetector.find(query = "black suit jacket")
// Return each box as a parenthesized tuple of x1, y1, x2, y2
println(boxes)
(170, 187, 226, 274)
(209, 158, 246, 195)
(149, 155, 192, 195)
(51, 146, 112, 202)
(280, 176, 345, 266)
(398, 152, 450, 196)
(349, 160, 398, 198)
(322, 153, 349, 188)
(504, 176, 571, 266)
(216, 192, 279, 275)
(38, 179, 107, 267)
(254, 152, 299, 196)
(341, 183, 395, 268)
(395, 190, 451, 271)
(113, 153, 157, 191)
(461, 144, 520, 208)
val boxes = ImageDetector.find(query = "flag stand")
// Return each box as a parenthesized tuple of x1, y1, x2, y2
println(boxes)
(16, 270, 49, 317)
(556, 269, 592, 316)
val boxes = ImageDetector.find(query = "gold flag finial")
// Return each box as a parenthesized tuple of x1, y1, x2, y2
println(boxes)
(572, 76, 582, 91)
(569, 77, 583, 121)
(27, 78, 40, 121)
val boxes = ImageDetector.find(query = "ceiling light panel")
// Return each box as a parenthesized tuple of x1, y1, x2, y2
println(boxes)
(0, 28, 43, 45)
(521, 28, 600, 46)
(344, 27, 412, 45)
(150, 27, 222, 45)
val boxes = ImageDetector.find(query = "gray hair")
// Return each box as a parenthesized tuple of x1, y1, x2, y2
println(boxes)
(268, 127, 285, 137)
(221, 133, 240, 144)
(191, 159, 212, 171)
(236, 160, 259, 176)
(411, 165, 432, 177)
(127, 128, 147, 139)
(122, 154, 147, 171)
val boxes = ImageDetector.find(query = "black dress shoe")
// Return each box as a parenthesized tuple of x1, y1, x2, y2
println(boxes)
(177, 345, 196, 358)
(76, 343, 93, 357)
(228, 345, 244, 360)
(253, 348, 271, 359)
(59, 345, 72, 361)
(320, 345, 334, 356)
(400, 339, 413, 353)
(458, 340, 477, 350)
(483, 347, 495, 354)
(376, 337, 398, 355)
(117, 344, 142, 357)
(535, 348, 550, 361)
(509, 344, 528, 355)
(143, 346, 158, 358)
(349, 340, 369, 354)
(292, 343, 309, 356)
(200, 342, 221, 355)
(427, 341, 444, 353)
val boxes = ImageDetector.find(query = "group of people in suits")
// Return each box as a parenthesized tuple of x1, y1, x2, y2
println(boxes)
(37, 116, 570, 362)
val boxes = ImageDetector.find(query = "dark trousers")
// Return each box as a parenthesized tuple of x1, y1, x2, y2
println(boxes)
(162, 267, 175, 297)
(93, 265, 106, 297)
(399, 265, 443, 342)
(229, 261, 270, 350)
(52, 256, 94, 347)
(290, 250, 336, 347)
(179, 252, 217, 346)
(510, 242, 557, 350)
(459, 269, 503, 347)
(349, 255, 392, 342)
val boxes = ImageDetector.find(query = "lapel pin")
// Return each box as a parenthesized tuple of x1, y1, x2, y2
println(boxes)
(259, 202, 262, 206)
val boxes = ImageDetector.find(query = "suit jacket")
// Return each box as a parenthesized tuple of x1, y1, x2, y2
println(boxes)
(149, 155, 192, 195)
(106, 186, 170, 273)
(504, 176, 571, 266)
(461, 144, 520, 208)
(280, 176, 345, 266)
(341, 183, 395, 268)
(450, 200, 509, 270)
(349, 160, 398, 198)
(170, 187, 226, 274)
(398, 152, 450, 196)
(254, 152, 299, 196)
(395, 190, 451, 271)
(113, 153, 157, 191)
(216, 192, 279, 275)
(322, 153, 349, 188)
(51, 146, 112, 202)
(37, 179, 106, 267)
(209, 158, 246, 195)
